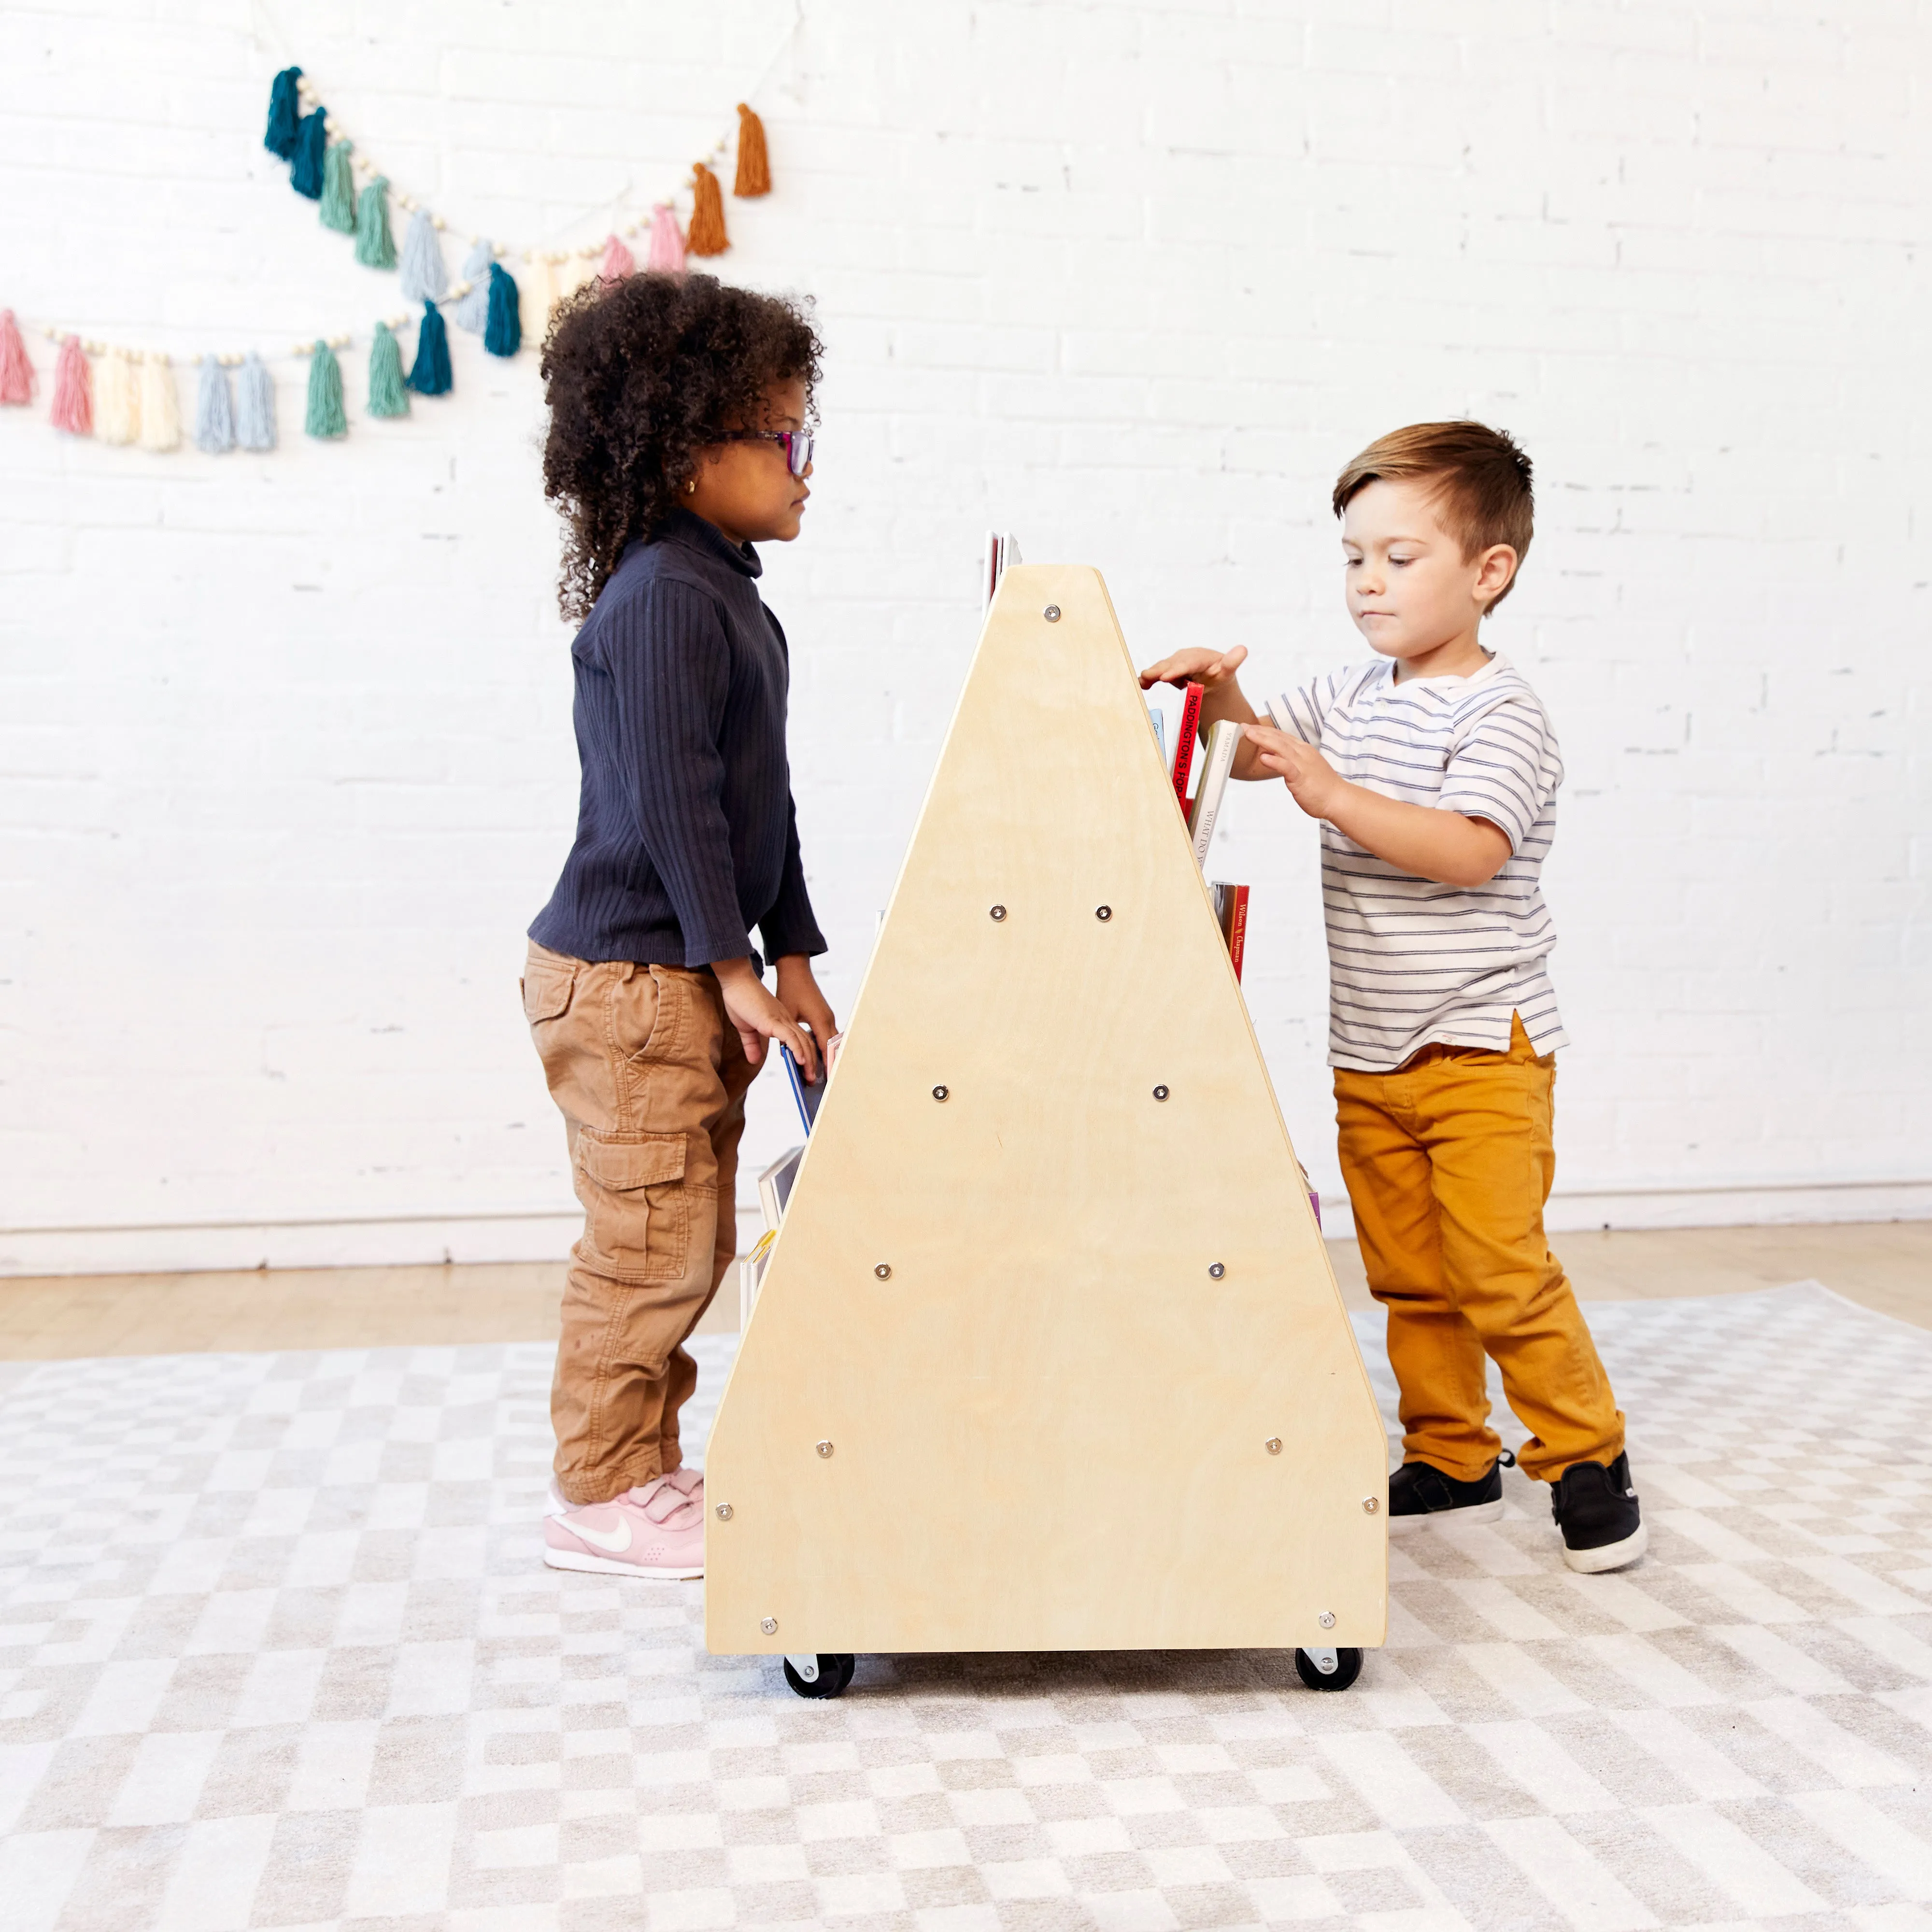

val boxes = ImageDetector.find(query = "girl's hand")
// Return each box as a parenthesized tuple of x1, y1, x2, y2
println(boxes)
(712, 957, 820, 1076)
(774, 956, 838, 1080)
(1138, 643, 1249, 690)
(1243, 722, 1346, 820)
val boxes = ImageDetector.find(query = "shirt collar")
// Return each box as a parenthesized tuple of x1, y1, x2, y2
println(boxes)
(657, 506, 762, 579)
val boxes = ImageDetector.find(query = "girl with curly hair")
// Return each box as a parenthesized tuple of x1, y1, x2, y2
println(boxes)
(522, 271, 833, 1580)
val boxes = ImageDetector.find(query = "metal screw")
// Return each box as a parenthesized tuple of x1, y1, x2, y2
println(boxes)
(1152, 1084, 1169, 1101)
(1208, 1263, 1225, 1280)
(715, 1503, 733, 1520)
(816, 1440, 834, 1458)
(1265, 1437, 1282, 1455)
(932, 1085, 949, 1102)
(874, 1263, 892, 1280)
(1043, 604, 1061, 622)
(760, 1616, 778, 1634)
(1318, 1610, 1336, 1630)
(990, 904, 1007, 921)
(1363, 1496, 1379, 1515)
(1095, 904, 1112, 921)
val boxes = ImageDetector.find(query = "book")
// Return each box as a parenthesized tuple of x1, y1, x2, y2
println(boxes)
(1211, 880, 1250, 981)
(779, 1041, 824, 1136)
(1169, 682, 1204, 809)
(1186, 718, 1240, 868)
(982, 530, 1022, 612)
(758, 1146, 805, 1231)
(1145, 699, 1166, 765)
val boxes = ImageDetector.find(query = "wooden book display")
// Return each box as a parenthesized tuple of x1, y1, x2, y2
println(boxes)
(706, 565, 1388, 1666)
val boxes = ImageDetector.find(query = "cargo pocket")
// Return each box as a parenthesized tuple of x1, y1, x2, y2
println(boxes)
(523, 963, 575, 1027)
(573, 1128, 691, 1283)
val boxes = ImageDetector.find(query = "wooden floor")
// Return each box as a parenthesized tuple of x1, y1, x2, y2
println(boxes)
(0, 1221, 1925, 1359)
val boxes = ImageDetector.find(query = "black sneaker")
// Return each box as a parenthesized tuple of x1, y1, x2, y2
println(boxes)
(1551, 1452, 1646, 1573)
(1387, 1451, 1514, 1532)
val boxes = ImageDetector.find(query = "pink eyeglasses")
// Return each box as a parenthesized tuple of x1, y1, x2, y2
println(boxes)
(721, 429, 815, 477)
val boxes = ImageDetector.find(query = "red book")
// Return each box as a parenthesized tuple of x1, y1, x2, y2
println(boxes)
(1170, 682, 1204, 810)
(1212, 880, 1250, 981)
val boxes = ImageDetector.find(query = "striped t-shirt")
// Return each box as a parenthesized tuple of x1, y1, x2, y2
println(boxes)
(1266, 653, 1568, 1072)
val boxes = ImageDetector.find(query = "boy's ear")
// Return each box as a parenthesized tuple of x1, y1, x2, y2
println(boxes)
(1475, 542, 1518, 608)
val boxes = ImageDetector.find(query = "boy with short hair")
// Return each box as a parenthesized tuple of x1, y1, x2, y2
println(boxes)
(1142, 420, 1643, 1573)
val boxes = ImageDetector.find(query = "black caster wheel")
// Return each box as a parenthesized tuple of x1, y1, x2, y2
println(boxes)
(782, 1653, 856, 1699)
(1294, 1646, 1364, 1692)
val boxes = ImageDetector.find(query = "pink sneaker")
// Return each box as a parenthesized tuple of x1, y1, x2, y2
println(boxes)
(543, 1474, 705, 1579)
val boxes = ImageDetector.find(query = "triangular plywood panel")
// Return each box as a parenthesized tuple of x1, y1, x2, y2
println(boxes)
(706, 566, 1387, 1657)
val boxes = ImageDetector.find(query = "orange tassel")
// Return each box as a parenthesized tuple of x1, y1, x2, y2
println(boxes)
(734, 103, 771, 197)
(687, 162, 729, 255)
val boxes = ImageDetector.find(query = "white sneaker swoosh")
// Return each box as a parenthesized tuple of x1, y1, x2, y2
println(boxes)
(569, 1516, 633, 1554)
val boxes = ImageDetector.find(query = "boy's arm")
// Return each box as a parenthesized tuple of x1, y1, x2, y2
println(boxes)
(1243, 723, 1511, 888)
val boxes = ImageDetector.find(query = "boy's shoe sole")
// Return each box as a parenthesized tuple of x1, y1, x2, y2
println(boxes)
(1388, 1495, 1505, 1533)
(542, 1545, 702, 1580)
(1561, 1519, 1647, 1574)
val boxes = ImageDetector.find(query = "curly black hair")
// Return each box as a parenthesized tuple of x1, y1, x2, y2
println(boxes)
(540, 272, 823, 622)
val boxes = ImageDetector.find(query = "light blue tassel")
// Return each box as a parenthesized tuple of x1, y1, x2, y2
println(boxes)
(449, 240, 494, 332)
(235, 352, 276, 451)
(399, 211, 448, 304)
(194, 358, 235, 454)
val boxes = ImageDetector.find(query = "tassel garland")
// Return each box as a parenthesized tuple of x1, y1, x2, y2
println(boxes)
(50, 335, 91, 435)
(96, 348, 140, 445)
(406, 301, 452, 395)
(0, 309, 32, 404)
(264, 66, 303, 159)
(686, 162, 728, 255)
(290, 108, 328, 198)
(399, 210, 448, 304)
(483, 262, 522, 357)
(598, 233, 634, 283)
(319, 140, 356, 232)
(194, 357, 235, 453)
(235, 352, 276, 450)
(450, 241, 495, 331)
(367, 323, 409, 417)
(304, 341, 347, 438)
(734, 104, 771, 197)
(646, 203, 686, 273)
(354, 177, 397, 269)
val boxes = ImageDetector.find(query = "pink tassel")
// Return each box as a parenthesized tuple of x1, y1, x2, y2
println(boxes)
(646, 203, 686, 273)
(598, 233, 634, 283)
(0, 310, 31, 404)
(49, 335, 91, 435)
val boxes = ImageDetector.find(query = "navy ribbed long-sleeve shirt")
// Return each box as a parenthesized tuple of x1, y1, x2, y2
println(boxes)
(528, 511, 825, 972)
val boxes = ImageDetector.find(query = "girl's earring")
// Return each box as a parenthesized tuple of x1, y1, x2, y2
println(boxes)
(684, 478, 696, 496)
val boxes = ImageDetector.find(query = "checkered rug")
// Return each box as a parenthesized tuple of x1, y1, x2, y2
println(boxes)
(2, 1281, 1929, 1931)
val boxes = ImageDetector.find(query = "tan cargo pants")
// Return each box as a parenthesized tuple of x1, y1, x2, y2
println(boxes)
(522, 940, 757, 1506)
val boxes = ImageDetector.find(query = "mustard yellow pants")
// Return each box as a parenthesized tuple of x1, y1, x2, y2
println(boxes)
(1334, 1014, 1624, 1485)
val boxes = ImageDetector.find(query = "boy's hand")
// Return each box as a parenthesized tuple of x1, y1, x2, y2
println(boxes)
(712, 957, 821, 1078)
(774, 955, 838, 1080)
(1138, 644, 1249, 690)
(1244, 722, 1345, 820)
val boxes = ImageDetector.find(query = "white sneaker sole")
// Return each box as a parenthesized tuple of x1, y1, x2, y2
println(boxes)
(1562, 1520, 1647, 1573)
(1387, 1497, 1505, 1533)
(543, 1547, 703, 1580)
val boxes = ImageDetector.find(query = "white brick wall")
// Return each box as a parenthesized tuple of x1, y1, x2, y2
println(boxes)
(2, 0, 1928, 1273)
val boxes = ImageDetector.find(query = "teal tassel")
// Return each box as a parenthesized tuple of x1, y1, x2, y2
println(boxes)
(264, 67, 302, 159)
(290, 108, 327, 198)
(304, 341, 346, 438)
(406, 302, 452, 395)
(354, 177, 396, 269)
(319, 140, 356, 232)
(483, 262, 521, 356)
(194, 358, 235, 453)
(367, 324, 409, 417)
(236, 352, 276, 450)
